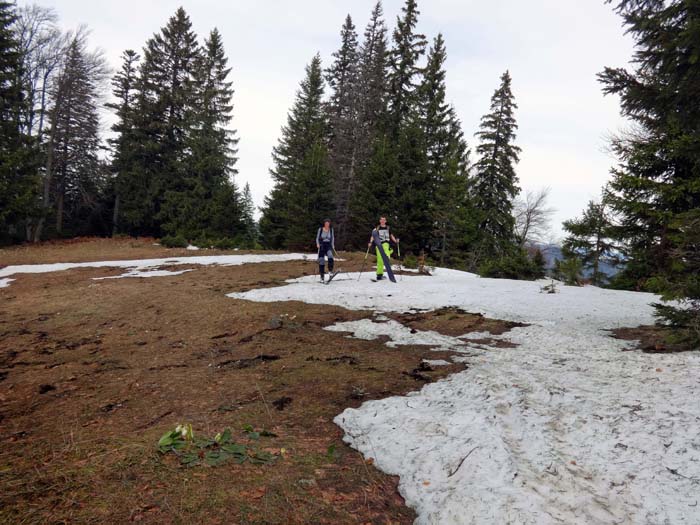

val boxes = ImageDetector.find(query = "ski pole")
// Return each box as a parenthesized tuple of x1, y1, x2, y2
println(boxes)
(357, 244, 371, 281)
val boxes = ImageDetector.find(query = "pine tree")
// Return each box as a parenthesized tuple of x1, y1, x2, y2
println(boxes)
(122, 7, 200, 236)
(106, 49, 140, 235)
(417, 34, 473, 261)
(599, 0, 700, 342)
(345, 1, 390, 247)
(325, 15, 360, 246)
(385, 0, 430, 251)
(471, 70, 521, 260)
(562, 199, 618, 286)
(387, 0, 426, 133)
(259, 54, 332, 250)
(43, 34, 107, 237)
(240, 182, 257, 246)
(160, 27, 242, 242)
(0, 1, 40, 242)
(432, 111, 474, 264)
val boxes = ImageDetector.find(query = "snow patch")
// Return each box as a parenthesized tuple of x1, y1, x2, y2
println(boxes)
(423, 359, 451, 367)
(186, 244, 200, 251)
(324, 318, 472, 353)
(92, 269, 194, 280)
(0, 277, 14, 288)
(0, 253, 307, 288)
(232, 268, 700, 524)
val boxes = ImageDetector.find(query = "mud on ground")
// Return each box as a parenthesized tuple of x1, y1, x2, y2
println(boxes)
(0, 239, 519, 524)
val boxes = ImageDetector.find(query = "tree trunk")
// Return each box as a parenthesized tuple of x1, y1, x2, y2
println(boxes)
(56, 183, 64, 235)
(112, 194, 120, 237)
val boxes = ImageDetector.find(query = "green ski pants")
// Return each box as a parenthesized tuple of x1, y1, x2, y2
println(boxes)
(376, 242, 393, 275)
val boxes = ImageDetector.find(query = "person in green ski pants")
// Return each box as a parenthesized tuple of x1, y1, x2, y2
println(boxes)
(367, 216, 399, 281)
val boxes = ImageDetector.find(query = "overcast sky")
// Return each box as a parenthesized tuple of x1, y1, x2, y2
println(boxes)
(32, 0, 634, 239)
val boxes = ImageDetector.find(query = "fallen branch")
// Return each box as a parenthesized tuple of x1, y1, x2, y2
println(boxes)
(448, 446, 480, 477)
(666, 466, 700, 482)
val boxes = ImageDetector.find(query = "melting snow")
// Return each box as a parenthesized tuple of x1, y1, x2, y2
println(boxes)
(0, 277, 14, 288)
(0, 253, 307, 288)
(231, 268, 700, 524)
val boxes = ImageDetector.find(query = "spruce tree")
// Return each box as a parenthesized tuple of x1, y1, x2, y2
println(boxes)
(106, 49, 140, 235)
(599, 0, 700, 341)
(432, 111, 474, 264)
(259, 54, 332, 250)
(471, 71, 521, 260)
(386, 0, 430, 251)
(0, 1, 39, 242)
(562, 199, 618, 286)
(345, 1, 390, 247)
(417, 34, 473, 260)
(124, 7, 200, 236)
(43, 34, 107, 236)
(240, 182, 258, 246)
(325, 15, 360, 245)
(387, 0, 426, 133)
(160, 27, 242, 242)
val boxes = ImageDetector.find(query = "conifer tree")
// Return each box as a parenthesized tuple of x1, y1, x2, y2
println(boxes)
(325, 15, 360, 245)
(43, 33, 107, 237)
(471, 71, 521, 260)
(562, 199, 618, 286)
(160, 27, 242, 241)
(240, 182, 257, 246)
(345, 1, 390, 247)
(432, 111, 474, 264)
(417, 34, 473, 260)
(106, 49, 140, 235)
(387, 0, 426, 133)
(259, 54, 332, 249)
(600, 0, 700, 341)
(122, 7, 200, 236)
(385, 0, 430, 251)
(0, 1, 40, 242)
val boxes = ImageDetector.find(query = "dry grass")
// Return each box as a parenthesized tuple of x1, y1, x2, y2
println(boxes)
(0, 238, 518, 524)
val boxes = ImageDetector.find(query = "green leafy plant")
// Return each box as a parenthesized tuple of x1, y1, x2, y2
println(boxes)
(157, 424, 277, 467)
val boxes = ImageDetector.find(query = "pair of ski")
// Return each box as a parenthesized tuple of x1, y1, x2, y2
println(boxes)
(320, 271, 340, 285)
(369, 229, 397, 283)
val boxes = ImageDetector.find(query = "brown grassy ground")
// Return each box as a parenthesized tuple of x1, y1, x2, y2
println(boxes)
(612, 325, 699, 353)
(0, 238, 518, 524)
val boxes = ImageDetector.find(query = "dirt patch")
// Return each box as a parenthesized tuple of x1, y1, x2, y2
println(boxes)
(0, 239, 518, 524)
(388, 307, 524, 348)
(611, 325, 699, 353)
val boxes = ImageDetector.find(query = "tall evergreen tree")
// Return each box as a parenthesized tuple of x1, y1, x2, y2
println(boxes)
(0, 1, 39, 242)
(599, 0, 700, 341)
(42, 34, 107, 237)
(417, 34, 473, 260)
(387, 0, 426, 133)
(346, 1, 390, 247)
(120, 7, 200, 236)
(562, 199, 618, 286)
(386, 0, 430, 251)
(240, 182, 257, 246)
(106, 49, 140, 235)
(471, 70, 521, 260)
(160, 27, 242, 241)
(432, 110, 474, 264)
(325, 15, 360, 245)
(259, 54, 332, 250)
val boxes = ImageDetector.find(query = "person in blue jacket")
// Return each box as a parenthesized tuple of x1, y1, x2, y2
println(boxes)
(316, 219, 335, 282)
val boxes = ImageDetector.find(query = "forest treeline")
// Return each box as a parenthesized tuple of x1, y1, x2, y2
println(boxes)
(1, 0, 698, 343)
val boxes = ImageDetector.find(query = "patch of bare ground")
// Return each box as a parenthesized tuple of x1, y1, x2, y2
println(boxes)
(0, 238, 519, 524)
(389, 307, 526, 348)
(611, 325, 699, 353)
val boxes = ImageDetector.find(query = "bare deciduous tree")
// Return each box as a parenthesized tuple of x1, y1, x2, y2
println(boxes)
(15, 4, 68, 139)
(513, 187, 555, 248)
